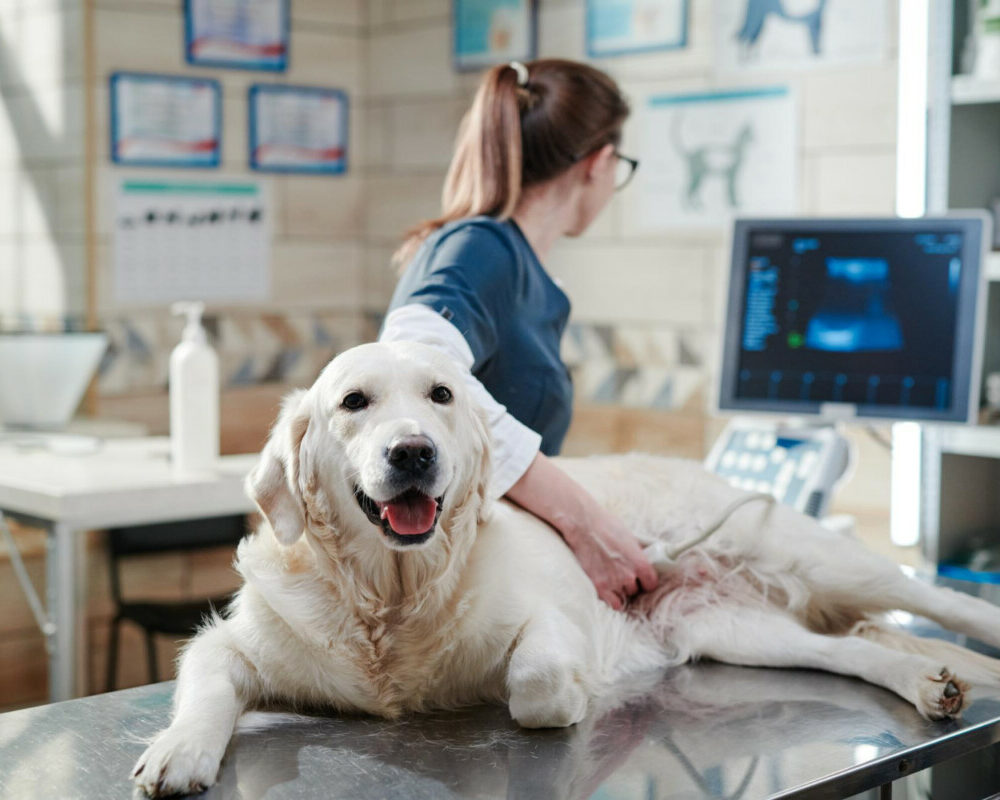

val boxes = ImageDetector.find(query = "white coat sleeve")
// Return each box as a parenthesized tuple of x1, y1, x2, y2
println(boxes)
(378, 303, 541, 499)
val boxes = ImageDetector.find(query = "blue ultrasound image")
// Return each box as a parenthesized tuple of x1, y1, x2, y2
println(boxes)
(737, 230, 963, 410)
(804, 257, 903, 352)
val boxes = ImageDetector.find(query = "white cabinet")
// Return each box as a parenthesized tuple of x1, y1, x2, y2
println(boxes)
(893, 422, 1000, 569)
(924, 1, 1000, 400)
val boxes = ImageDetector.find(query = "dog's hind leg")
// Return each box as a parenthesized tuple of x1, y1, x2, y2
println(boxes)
(673, 604, 968, 720)
(132, 623, 252, 797)
(869, 573, 1000, 652)
(795, 545, 1000, 650)
(760, 516, 1000, 649)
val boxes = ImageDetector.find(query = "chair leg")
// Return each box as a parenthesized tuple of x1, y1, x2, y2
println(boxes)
(105, 616, 121, 693)
(144, 629, 159, 684)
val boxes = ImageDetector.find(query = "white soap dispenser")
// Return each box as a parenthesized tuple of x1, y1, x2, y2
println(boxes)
(169, 301, 220, 475)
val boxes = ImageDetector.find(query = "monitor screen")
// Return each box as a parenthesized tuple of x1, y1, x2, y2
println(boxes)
(718, 216, 987, 423)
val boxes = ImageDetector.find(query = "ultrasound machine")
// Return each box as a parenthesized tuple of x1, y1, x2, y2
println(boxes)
(708, 215, 989, 522)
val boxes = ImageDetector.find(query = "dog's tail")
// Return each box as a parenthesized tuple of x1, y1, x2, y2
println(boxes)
(852, 620, 1000, 687)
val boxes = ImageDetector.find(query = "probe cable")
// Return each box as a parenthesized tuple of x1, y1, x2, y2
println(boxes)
(642, 493, 777, 574)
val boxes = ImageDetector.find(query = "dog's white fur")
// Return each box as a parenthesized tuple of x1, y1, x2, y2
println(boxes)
(134, 341, 1000, 797)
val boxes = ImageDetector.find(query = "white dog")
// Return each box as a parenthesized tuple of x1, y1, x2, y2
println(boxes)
(133, 341, 1000, 797)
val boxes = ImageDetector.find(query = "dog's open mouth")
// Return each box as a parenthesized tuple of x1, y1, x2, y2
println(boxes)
(354, 486, 443, 546)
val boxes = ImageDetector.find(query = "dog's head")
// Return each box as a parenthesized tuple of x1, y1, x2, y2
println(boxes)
(246, 341, 491, 555)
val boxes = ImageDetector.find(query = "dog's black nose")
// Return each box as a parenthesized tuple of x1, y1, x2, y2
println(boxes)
(387, 435, 437, 474)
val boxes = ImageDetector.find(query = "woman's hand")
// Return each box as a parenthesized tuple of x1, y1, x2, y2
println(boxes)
(506, 453, 658, 610)
(557, 499, 659, 610)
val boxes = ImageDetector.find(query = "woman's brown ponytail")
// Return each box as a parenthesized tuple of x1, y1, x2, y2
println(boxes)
(394, 59, 629, 268)
(441, 63, 524, 226)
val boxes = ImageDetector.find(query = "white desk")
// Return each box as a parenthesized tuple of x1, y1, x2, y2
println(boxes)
(0, 436, 258, 702)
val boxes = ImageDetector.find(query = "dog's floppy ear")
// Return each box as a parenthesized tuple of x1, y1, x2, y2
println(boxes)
(246, 389, 311, 545)
(470, 403, 494, 524)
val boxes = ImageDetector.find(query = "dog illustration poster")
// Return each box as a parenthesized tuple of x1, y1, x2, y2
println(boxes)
(715, 0, 887, 73)
(453, 0, 537, 71)
(632, 87, 796, 231)
(185, 0, 288, 71)
(586, 0, 688, 58)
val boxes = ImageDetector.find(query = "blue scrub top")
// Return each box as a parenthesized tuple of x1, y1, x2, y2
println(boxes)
(386, 216, 573, 456)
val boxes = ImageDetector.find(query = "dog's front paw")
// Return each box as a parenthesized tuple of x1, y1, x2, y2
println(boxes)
(916, 668, 969, 720)
(132, 726, 223, 798)
(508, 661, 589, 728)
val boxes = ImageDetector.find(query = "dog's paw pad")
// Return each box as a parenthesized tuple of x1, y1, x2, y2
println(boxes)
(132, 730, 221, 798)
(917, 668, 969, 720)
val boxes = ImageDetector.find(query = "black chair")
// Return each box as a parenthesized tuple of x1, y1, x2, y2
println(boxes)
(105, 514, 247, 691)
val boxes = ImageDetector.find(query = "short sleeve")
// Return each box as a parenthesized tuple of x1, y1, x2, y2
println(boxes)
(396, 223, 518, 372)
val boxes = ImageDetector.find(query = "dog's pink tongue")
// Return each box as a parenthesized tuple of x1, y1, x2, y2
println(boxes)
(381, 494, 437, 535)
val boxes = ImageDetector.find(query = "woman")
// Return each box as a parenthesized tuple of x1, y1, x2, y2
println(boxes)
(380, 58, 656, 610)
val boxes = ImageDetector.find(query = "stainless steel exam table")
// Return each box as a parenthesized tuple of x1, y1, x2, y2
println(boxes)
(3, 577, 1000, 800)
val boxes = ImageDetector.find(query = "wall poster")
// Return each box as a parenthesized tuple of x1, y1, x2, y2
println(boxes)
(185, 0, 289, 71)
(586, 0, 689, 58)
(715, 0, 887, 73)
(113, 179, 271, 304)
(248, 85, 349, 174)
(110, 72, 221, 168)
(632, 86, 797, 230)
(453, 0, 537, 71)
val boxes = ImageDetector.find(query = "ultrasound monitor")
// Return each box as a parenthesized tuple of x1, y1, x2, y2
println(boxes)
(717, 216, 988, 424)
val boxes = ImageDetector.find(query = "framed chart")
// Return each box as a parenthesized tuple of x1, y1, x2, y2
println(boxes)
(110, 72, 221, 168)
(185, 0, 289, 71)
(249, 85, 349, 174)
(453, 0, 537, 72)
(586, 0, 689, 58)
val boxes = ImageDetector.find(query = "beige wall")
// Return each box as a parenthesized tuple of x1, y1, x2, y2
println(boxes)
(89, 0, 371, 404)
(91, 0, 367, 320)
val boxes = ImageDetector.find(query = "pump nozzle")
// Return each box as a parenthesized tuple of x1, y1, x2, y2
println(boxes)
(172, 301, 207, 344)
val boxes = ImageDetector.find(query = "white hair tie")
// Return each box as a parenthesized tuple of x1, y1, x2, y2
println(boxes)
(509, 61, 529, 87)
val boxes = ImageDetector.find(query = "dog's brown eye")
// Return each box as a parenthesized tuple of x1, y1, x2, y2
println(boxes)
(342, 391, 369, 411)
(430, 385, 452, 404)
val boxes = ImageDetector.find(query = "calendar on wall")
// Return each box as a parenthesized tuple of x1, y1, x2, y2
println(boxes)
(113, 179, 271, 305)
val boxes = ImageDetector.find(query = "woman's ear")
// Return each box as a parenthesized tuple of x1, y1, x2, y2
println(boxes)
(245, 390, 311, 545)
(584, 142, 616, 183)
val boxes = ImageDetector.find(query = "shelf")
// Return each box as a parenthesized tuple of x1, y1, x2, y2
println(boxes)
(989, 252, 1000, 282)
(925, 422, 1000, 459)
(951, 74, 1000, 104)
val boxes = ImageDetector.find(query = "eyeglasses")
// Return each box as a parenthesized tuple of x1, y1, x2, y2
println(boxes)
(614, 151, 639, 191)
(561, 143, 639, 190)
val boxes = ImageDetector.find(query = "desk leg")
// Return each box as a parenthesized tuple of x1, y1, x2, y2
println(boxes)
(46, 522, 86, 702)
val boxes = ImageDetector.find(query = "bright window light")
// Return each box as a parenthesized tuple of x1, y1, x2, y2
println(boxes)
(896, 0, 929, 218)
(890, 422, 922, 547)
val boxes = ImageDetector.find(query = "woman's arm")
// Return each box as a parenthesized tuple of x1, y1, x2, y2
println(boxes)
(506, 452, 658, 610)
